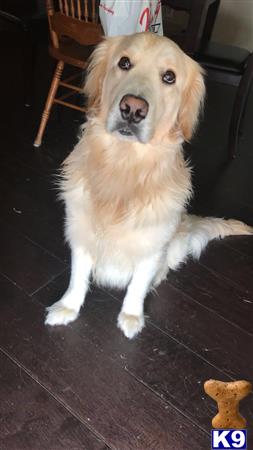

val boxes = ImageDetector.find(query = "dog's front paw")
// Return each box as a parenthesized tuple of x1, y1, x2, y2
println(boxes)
(45, 301, 79, 326)
(117, 312, 145, 339)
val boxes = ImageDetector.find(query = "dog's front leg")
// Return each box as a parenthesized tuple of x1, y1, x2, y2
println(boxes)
(117, 254, 161, 339)
(45, 247, 93, 326)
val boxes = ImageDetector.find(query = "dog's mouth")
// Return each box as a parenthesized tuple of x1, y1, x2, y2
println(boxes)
(118, 127, 134, 137)
(110, 121, 140, 142)
(106, 116, 150, 144)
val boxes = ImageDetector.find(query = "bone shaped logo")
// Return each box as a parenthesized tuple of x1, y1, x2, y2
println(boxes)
(204, 379, 252, 429)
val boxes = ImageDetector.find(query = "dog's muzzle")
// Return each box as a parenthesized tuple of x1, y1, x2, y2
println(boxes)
(107, 93, 150, 143)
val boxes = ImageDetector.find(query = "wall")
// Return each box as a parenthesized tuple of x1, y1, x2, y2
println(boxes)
(212, 0, 253, 50)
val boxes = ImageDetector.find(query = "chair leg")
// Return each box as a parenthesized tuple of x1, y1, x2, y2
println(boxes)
(34, 60, 64, 147)
(228, 52, 253, 159)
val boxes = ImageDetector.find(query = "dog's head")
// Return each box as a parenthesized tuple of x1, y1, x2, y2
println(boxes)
(84, 32, 205, 144)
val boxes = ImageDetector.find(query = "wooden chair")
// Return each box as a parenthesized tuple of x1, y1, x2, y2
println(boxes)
(34, 0, 103, 147)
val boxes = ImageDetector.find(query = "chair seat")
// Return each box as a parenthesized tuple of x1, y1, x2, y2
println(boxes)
(196, 42, 250, 74)
(49, 39, 95, 69)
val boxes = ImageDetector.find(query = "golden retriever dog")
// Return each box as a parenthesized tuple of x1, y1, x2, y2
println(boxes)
(45, 33, 252, 339)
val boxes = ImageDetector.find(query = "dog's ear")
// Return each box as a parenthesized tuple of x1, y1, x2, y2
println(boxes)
(84, 38, 110, 114)
(177, 58, 205, 142)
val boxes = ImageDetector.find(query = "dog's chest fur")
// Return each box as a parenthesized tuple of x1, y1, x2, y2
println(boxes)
(61, 126, 191, 287)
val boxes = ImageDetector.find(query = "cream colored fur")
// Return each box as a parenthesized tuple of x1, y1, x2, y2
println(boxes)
(45, 33, 252, 339)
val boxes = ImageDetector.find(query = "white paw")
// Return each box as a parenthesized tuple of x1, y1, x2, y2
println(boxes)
(45, 300, 79, 326)
(117, 312, 145, 339)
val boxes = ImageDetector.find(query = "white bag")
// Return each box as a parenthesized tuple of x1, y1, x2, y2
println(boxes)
(99, 1, 163, 37)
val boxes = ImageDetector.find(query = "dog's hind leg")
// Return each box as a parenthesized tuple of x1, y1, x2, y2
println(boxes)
(45, 247, 93, 326)
(167, 214, 252, 271)
(117, 253, 162, 339)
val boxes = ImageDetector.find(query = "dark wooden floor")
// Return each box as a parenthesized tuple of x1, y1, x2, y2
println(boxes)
(0, 28, 252, 450)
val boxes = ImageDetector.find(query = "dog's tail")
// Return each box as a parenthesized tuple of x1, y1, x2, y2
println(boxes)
(167, 214, 252, 270)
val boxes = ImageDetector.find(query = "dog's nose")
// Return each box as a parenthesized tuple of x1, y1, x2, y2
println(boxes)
(119, 95, 149, 124)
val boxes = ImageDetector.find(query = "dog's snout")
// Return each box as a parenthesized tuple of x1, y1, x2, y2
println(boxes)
(119, 95, 149, 124)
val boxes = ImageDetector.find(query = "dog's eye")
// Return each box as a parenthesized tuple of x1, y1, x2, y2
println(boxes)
(118, 56, 132, 70)
(162, 70, 176, 84)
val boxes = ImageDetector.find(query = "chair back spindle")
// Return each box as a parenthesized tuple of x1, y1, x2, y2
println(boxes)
(63, 0, 69, 16)
(58, 0, 63, 13)
(70, 0, 75, 18)
(84, 0, 89, 21)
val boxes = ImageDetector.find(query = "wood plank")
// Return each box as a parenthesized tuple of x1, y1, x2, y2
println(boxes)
(167, 259, 253, 334)
(145, 280, 253, 379)
(0, 221, 66, 295)
(198, 240, 253, 292)
(0, 353, 108, 450)
(0, 275, 209, 450)
(96, 275, 252, 379)
(0, 158, 68, 262)
(33, 271, 253, 434)
(0, 127, 73, 177)
(222, 235, 253, 259)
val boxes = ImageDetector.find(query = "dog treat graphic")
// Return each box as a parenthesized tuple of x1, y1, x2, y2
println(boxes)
(204, 379, 252, 429)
